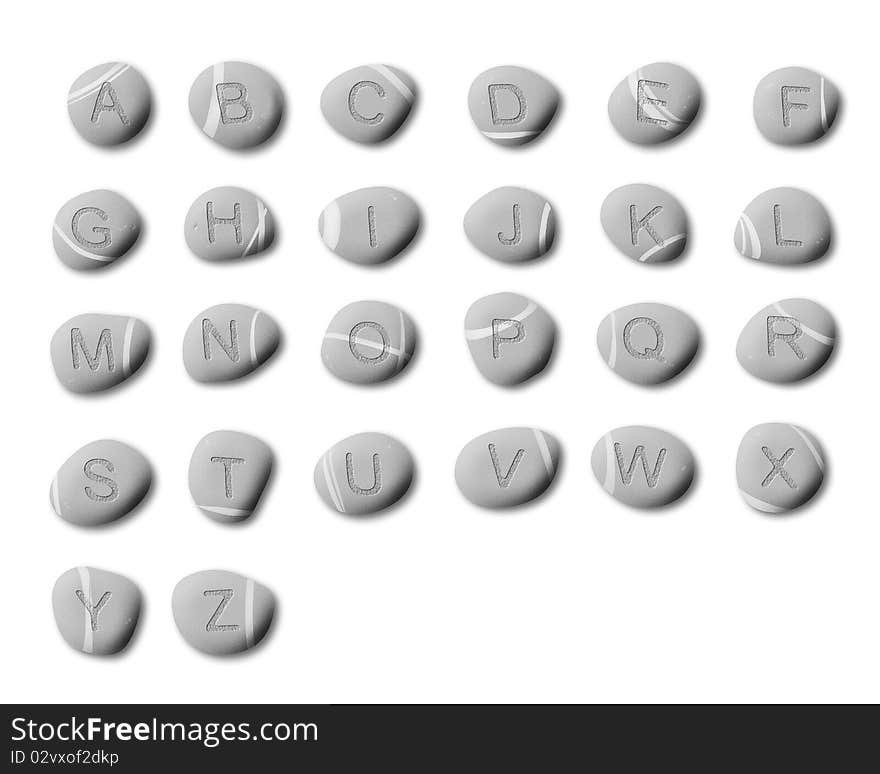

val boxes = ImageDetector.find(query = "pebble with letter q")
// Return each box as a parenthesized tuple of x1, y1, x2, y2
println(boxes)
(597, 302, 699, 385)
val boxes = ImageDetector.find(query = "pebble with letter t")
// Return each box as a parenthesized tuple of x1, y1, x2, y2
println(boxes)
(67, 62, 151, 146)
(51, 313, 150, 394)
(188, 431, 274, 523)
(172, 570, 275, 655)
(53, 567, 142, 656)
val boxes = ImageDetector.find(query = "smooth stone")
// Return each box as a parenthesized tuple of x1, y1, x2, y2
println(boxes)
(464, 292, 555, 386)
(67, 62, 151, 146)
(51, 313, 150, 394)
(188, 61, 283, 150)
(597, 302, 699, 385)
(737, 423, 825, 513)
(464, 187, 555, 263)
(608, 62, 701, 145)
(53, 190, 141, 271)
(592, 426, 695, 508)
(184, 186, 274, 262)
(51, 440, 151, 527)
(600, 183, 688, 263)
(736, 298, 835, 383)
(455, 427, 560, 509)
(172, 570, 275, 656)
(188, 431, 273, 523)
(53, 567, 141, 655)
(321, 300, 416, 385)
(734, 187, 831, 265)
(319, 186, 419, 265)
(754, 67, 839, 145)
(314, 432, 413, 515)
(183, 304, 280, 383)
(321, 64, 416, 144)
(468, 65, 559, 146)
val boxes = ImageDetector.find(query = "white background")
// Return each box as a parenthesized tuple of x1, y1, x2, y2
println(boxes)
(2, 0, 876, 703)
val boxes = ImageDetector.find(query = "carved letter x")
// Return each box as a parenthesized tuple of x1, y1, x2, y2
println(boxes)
(761, 446, 797, 488)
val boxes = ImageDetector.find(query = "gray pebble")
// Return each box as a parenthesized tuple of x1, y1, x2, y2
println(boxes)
(51, 440, 151, 527)
(53, 567, 141, 655)
(53, 190, 141, 271)
(455, 427, 560, 509)
(600, 183, 688, 263)
(465, 292, 555, 386)
(597, 302, 699, 385)
(172, 570, 275, 656)
(591, 426, 695, 508)
(188, 431, 273, 523)
(464, 187, 555, 263)
(737, 298, 835, 383)
(322, 300, 415, 385)
(68, 62, 151, 146)
(321, 64, 416, 144)
(183, 304, 280, 383)
(608, 62, 701, 145)
(319, 186, 419, 265)
(184, 186, 274, 262)
(734, 187, 831, 265)
(188, 61, 283, 150)
(754, 67, 839, 145)
(468, 65, 559, 146)
(314, 432, 413, 515)
(737, 423, 825, 513)
(51, 313, 150, 394)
